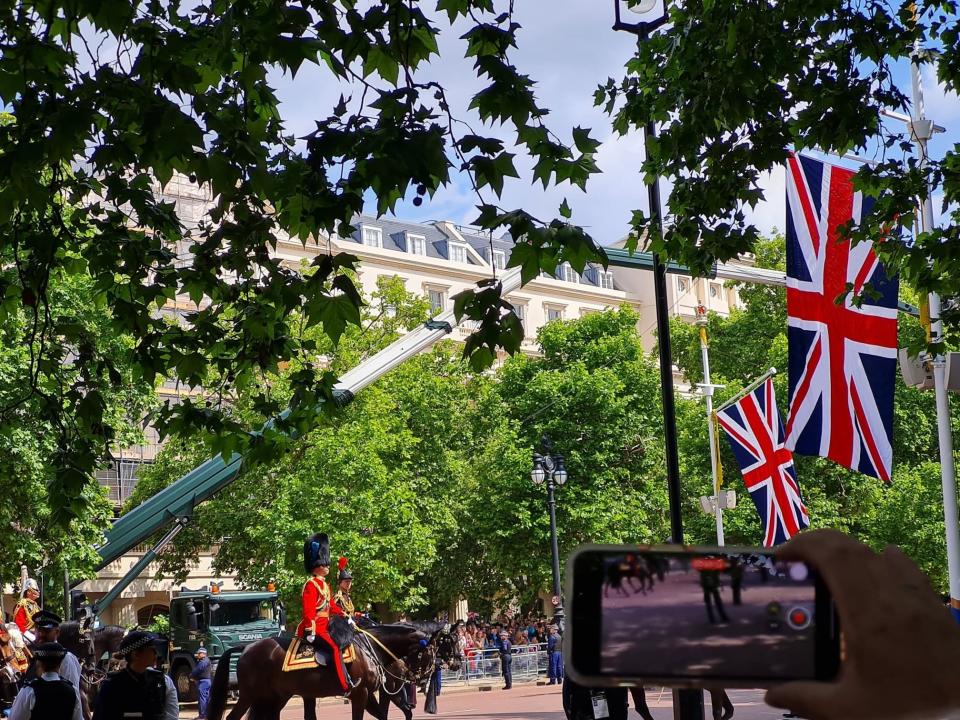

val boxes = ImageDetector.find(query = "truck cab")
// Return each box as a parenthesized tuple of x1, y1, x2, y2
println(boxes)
(167, 590, 284, 701)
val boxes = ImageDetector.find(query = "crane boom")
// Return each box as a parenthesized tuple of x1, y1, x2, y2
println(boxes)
(95, 267, 526, 572)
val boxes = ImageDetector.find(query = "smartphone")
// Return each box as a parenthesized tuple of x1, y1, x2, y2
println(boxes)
(565, 544, 840, 688)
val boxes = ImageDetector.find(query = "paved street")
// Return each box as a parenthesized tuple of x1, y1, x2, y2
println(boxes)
(602, 563, 815, 679)
(233, 683, 797, 720)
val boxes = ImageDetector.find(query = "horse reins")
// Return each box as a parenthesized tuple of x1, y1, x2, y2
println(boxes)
(354, 627, 442, 696)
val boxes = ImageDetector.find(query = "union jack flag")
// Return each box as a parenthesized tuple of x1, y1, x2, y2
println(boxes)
(717, 377, 809, 546)
(784, 153, 899, 481)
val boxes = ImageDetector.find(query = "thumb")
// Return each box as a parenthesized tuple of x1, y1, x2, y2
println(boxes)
(765, 681, 840, 720)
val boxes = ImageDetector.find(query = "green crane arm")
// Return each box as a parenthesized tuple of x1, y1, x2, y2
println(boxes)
(94, 268, 527, 575)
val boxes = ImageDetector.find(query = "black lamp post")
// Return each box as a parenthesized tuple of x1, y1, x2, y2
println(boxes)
(611, 2, 704, 718)
(531, 435, 568, 630)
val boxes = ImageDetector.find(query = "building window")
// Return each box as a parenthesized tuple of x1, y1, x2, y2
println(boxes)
(513, 302, 526, 334)
(362, 226, 382, 248)
(677, 278, 689, 295)
(428, 288, 446, 315)
(710, 283, 721, 299)
(449, 242, 468, 264)
(561, 263, 580, 283)
(407, 233, 426, 256)
(546, 305, 564, 322)
(492, 249, 506, 270)
(598, 270, 615, 290)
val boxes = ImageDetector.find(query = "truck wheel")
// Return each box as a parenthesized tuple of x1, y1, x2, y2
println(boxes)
(172, 662, 197, 703)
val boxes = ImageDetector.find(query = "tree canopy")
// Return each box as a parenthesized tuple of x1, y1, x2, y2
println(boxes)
(0, 0, 604, 523)
(0, 240, 152, 598)
(2, 0, 956, 530)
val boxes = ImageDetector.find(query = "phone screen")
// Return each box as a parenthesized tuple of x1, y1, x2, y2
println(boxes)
(569, 547, 837, 684)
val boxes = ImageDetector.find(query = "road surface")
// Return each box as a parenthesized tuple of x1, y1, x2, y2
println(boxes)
(214, 683, 799, 720)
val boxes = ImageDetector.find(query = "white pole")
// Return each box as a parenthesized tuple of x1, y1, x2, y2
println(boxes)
(909, 42, 960, 621)
(696, 306, 725, 546)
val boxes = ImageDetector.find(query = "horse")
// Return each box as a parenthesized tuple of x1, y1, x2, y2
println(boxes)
(56, 618, 99, 720)
(303, 621, 460, 720)
(207, 619, 463, 720)
(91, 625, 126, 670)
(0, 624, 29, 710)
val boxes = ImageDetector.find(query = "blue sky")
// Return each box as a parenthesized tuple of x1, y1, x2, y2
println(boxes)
(267, 1, 959, 246)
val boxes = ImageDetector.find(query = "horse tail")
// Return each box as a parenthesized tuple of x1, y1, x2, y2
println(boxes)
(207, 645, 241, 720)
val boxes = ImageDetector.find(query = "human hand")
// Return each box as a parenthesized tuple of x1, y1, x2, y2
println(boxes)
(765, 529, 960, 720)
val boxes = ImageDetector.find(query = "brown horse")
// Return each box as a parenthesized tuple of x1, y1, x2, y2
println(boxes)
(208, 619, 462, 720)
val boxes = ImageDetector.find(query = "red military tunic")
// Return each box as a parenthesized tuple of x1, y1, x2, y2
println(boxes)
(13, 597, 40, 635)
(297, 575, 350, 691)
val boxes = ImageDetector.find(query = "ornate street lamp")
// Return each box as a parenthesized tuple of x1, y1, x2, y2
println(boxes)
(531, 435, 567, 630)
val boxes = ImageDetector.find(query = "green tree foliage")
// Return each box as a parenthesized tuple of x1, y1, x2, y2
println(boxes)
(0, 248, 152, 594)
(133, 303, 679, 619)
(449, 307, 674, 612)
(672, 236, 958, 591)
(599, 0, 960, 309)
(130, 277, 479, 614)
(0, 1, 608, 523)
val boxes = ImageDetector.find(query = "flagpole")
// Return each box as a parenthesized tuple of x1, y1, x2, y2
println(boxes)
(907, 41, 960, 622)
(715, 368, 778, 415)
(695, 305, 726, 546)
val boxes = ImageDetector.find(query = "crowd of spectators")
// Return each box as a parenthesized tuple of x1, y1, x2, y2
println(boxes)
(452, 612, 556, 652)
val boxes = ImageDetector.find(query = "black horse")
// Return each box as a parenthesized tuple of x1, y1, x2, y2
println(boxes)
(208, 619, 462, 720)
(303, 621, 460, 720)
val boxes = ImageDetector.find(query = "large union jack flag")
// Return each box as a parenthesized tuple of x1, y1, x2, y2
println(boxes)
(717, 377, 809, 546)
(785, 153, 899, 481)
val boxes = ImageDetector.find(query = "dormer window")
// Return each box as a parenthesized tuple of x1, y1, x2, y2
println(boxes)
(561, 262, 579, 283)
(449, 242, 468, 264)
(598, 270, 615, 290)
(362, 226, 382, 248)
(407, 233, 426, 256)
(492, 249, 506, 270)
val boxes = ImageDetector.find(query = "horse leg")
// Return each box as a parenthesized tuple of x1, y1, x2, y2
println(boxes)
(350, 685, 369, 720)
(303, 696, 317, 720)
(226, 695, 251, 720)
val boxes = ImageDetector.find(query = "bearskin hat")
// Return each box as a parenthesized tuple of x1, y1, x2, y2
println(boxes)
(303, 533, 331, 573)
(338, 556, 352, 581)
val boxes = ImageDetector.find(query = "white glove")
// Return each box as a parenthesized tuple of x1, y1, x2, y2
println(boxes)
(347, 617, 356, 627)
(307, 634, 316, 643)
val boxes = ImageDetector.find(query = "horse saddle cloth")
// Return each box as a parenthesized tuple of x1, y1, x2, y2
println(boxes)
(282, 637, 356, 673)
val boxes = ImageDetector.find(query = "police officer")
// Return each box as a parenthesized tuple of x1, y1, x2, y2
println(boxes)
(26, 611, 83, 692)
(547, 624, 563, 685)
(189, 647, 211, 720)
(9, 642, 82, 720)
(92, 631, 179, 720)
(497, 631, 512, 690)
(14, 579, 41, 641)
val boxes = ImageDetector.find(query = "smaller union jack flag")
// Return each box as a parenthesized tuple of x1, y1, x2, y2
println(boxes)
(716, 377, 810, 546)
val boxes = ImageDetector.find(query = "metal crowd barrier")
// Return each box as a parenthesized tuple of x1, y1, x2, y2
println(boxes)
(441, 642, 554, 686)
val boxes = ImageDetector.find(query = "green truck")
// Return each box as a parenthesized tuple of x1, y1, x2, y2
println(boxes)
(166, 589, 284, 701)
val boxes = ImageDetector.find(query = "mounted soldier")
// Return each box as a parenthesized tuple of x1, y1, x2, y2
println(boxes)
(297, 533, 354, 695)
(334, 557, 355, 617)
(14, 580, 41, 642)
